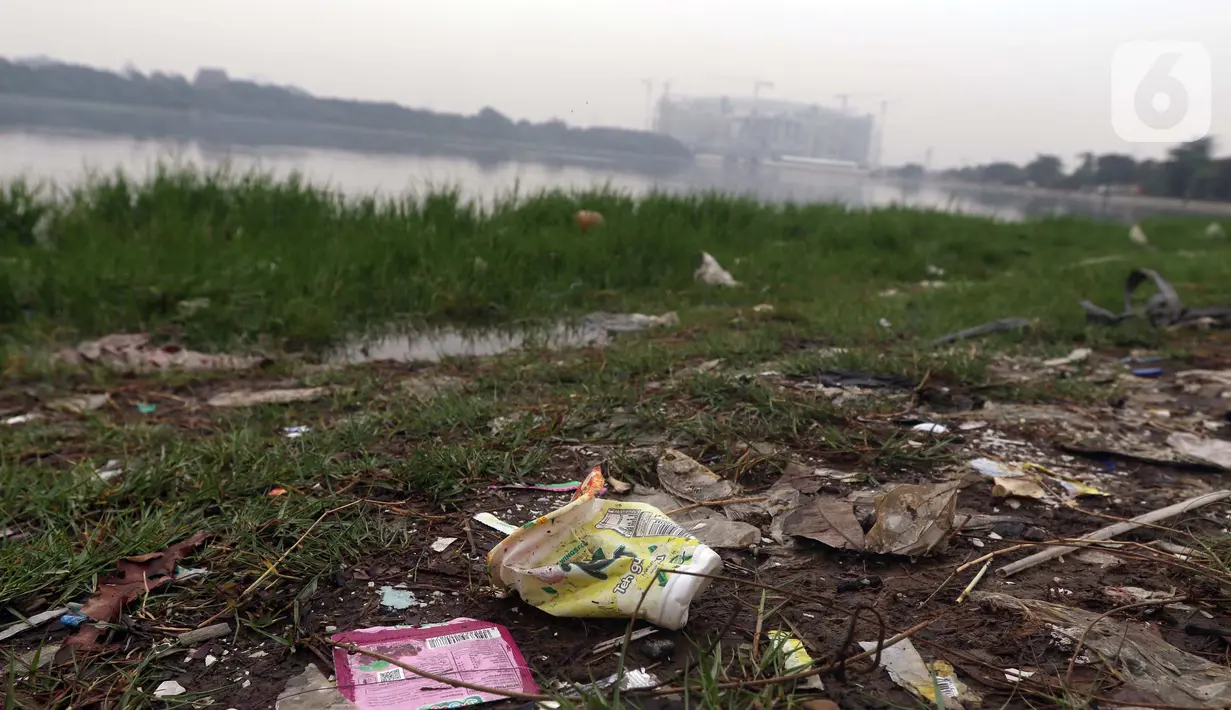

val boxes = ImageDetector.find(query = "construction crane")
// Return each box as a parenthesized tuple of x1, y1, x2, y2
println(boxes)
(833, 92, 882, 113)
(713, 76, 775, 101)
(641, 79, 654, 130)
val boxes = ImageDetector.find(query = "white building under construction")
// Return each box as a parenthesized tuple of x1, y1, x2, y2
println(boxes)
(654, 96, 877, 167)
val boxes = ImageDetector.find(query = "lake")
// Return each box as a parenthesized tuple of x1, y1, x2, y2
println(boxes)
(0, 131, 1224, 223)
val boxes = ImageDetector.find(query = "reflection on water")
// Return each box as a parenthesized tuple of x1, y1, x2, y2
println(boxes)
(0, 130, 1223, 223)
(331, 323, 610, 364)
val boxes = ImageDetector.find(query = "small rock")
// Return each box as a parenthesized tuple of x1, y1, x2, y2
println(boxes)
(836, 576, 883, 593)
(641, 638, 676, 661)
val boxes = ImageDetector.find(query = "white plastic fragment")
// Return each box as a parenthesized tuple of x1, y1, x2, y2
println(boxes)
(1043, 348, 1091, 367)
(430, 537, 458, 553)
(154, 680, 187, 697)
(694, 251, 740, 287)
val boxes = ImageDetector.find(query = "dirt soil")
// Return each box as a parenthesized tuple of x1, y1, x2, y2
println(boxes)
(6, 343, 1231, 709)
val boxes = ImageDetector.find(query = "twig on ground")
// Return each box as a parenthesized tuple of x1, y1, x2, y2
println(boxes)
(664, 496, 767, 516)
(955, 560, 990, 604)
(998, 490, 1231, 577)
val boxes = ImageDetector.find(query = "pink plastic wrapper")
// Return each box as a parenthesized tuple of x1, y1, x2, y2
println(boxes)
(331, 618, 538, 708)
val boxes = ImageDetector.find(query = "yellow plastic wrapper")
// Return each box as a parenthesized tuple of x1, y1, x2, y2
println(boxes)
(486, 466, 722, 630)
(767, 631, 824, 690)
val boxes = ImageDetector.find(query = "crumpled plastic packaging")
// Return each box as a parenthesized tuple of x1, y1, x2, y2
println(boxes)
(487, 467, 722, 630)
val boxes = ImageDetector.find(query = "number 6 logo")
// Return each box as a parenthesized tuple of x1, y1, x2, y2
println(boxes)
(1112, 41, 1211, 144)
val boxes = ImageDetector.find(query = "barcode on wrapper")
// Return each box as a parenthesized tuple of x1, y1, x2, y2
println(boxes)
(425, 627, 499, 649)
(644, 517, 685, 537)
(934, 675, 959, 698)
(377, 668, 405, 683)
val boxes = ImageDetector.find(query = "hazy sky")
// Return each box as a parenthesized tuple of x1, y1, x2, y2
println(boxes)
(3, 0, 1229, 168)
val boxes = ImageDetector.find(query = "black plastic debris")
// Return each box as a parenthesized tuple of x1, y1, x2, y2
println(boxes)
(931, 317, 1031, 346)
(1082, 268, 1231, 328)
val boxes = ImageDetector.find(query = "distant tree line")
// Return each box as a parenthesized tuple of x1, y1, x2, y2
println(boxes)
(0, 57, 692, 160)
(889, 137, 1231, 202)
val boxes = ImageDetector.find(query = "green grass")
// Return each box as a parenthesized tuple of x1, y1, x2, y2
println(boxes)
(2, 164, 1229, 356)
(3, 167, 1231, 707)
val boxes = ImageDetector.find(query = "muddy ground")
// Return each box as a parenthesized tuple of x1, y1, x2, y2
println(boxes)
(4, 331, 1231, 709)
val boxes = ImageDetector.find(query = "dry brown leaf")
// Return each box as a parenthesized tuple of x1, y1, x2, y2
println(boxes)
(61, 531, 211, 656)
(782, 498, 866, 550)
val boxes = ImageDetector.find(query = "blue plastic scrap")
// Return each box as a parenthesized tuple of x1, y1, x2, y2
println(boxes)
(59, 613, 90, 628)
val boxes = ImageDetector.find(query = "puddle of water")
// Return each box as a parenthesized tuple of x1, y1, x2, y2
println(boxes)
(331, 323, 610, 364)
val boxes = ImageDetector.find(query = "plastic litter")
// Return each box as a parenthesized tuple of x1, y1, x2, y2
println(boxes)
(430, 537, 457, 553)
(154, 680, 187, 697)
(1081, 268, 1231, 329)
(95, 459, 125, 483)
(681, 518, 761, 548)
(488, 481, 585, 493)
(695, 251, 740, 287)
(970, 458, 1046, 499)
(589, 627, 657, 655)
(575, 667, 660, 692)
(486, 466, 722, 630)
(208, 387, 336, 407)
(767, 631, 823, 690)
(275, 663, 354, 710)
(49, 393, 110, 414)
(59, 613, 89, 628)
(331, 619, 538, 709)
(0, 607, 69, 642)
(53, 333, 267, 373)
(1043, 348, 1091, 367)
(931, 317, 1030, 346)
(858, 638, 980, 709)
(976, 592, 1231, 707)
(378, 586, 418, 610)
(473, 512, 518, 535)
(657, 448, 739, 503)
(864, 481, 960, 557)
(1167, 432, 1231, 470)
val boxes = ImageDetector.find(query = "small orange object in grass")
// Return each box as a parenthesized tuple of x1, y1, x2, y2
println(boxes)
(574, 210, 605, 232)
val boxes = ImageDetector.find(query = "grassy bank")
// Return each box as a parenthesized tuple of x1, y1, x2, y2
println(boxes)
(4, 168, 1231, 708)
(2, 165, 1229, 355)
